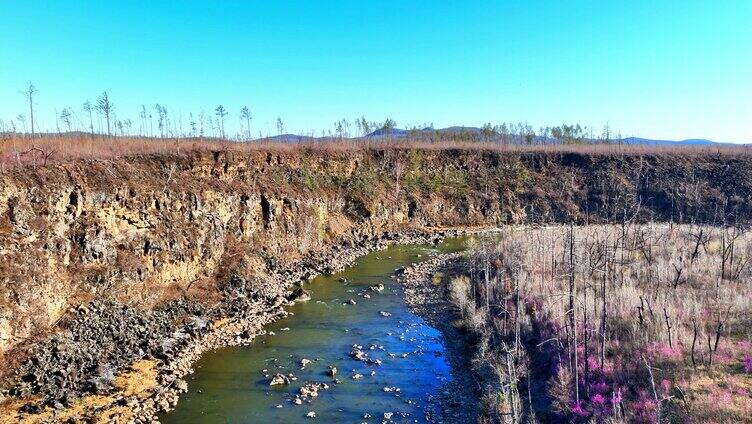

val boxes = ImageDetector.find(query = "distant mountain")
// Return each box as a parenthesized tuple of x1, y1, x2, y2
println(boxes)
(619, 137, 725, 146)
(365, 127, 735, 146)
(259, 134, 318, 143)
(366, 128, 411, 138)
(366, 126, 482, 138)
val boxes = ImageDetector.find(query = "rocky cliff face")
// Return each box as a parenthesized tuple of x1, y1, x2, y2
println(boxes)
(0, 148, 749, 364)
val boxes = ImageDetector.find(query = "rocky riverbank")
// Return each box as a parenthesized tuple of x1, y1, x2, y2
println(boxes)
(0, 229, 462, 423)
(399, 252, 481, 424)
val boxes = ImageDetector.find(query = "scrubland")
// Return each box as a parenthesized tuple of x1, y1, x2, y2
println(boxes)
(1, 133, 749, 169)
(449, 224, 752, 423)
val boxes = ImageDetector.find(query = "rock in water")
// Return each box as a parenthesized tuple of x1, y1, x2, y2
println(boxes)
(269, 373, 290, 386)
(288, 287, 311, 303)
(299, 382, 329, 398)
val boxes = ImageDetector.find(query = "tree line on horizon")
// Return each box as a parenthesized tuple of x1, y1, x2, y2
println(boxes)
(1, 83, 625, 145)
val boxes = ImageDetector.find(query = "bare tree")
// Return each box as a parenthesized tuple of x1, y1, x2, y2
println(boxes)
(60, 108, 72, 132)
(21, 83, 36, 137)
(155, 104, 167, 137)
(240, 106, 252, 141)
(140, 105, 148, 136)
(96, 92, 114, 135)
(215, 105, 227, 138)
(276, 116, 284, 136)
(82, 101, 94, 133)
(16, 114, 26, 133)
(189, 113, 197, 137)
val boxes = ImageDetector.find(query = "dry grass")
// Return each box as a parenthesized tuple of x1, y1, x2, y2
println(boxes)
(452, 224, 752, 423)
(0, 359, 158, 424)
(1, 133, 750, 170)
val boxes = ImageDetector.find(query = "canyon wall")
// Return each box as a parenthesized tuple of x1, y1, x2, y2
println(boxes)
(1, 148, 749, 362)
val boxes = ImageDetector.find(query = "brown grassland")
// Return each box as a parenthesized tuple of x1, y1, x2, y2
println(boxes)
(446, 224, 752, 423)
(1, 133, 750, 170)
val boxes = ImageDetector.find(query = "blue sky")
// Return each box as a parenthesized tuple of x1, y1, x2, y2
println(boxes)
(1, 1, 750, 141)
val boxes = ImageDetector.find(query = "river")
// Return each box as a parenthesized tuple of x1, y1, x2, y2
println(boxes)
(161, 238, 467, 423)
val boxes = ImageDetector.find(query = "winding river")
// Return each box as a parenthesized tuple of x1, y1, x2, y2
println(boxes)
(161, 238, 466, 423)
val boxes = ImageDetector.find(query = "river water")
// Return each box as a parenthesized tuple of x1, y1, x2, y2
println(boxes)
(161, 238, 467, 423)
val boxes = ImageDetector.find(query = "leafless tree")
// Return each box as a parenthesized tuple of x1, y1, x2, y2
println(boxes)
(60, 108, 72, 132)
(96, 92, 114, 135)
(215, 105, 227, 138)
(240, 106, 252, 141)
(21, 83, 36, 137)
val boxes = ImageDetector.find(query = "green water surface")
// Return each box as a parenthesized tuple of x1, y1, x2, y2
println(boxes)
(161, 238, 467, 423)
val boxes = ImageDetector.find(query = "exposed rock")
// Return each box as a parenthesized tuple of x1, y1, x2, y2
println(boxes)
(299, 382, 329, 398)
(174, 379, 188, 393)
(269, 373, 290, 386)
(288, 287, 311, 303)
(327, 366, 337, 377)
(370, 284, 385, 292)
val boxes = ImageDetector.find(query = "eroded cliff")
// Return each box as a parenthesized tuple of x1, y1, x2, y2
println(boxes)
(0, 147, 748, 375)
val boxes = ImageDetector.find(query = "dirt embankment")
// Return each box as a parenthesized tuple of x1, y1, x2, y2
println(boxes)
(0, 148, 749, 420)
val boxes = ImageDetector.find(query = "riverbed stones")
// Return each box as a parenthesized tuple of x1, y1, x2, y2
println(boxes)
(349, 347, 368, 361)
(288, 287, 311, 303)
(299, 382, 328, 398)
(174, 379, 188, 393)
(327, 366, 337, 377)
(269, 373, 290, 386)
(5, 229, 465, 421)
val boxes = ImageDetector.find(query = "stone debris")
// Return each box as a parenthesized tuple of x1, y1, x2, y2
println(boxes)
(299, 382, 329, 398)
(269, 374, 290, 386)
(4, 229, 463, 421)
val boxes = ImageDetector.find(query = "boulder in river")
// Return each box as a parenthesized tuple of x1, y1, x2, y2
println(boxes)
(299, 382, 329, 398)
(288, 288, 311, 303)
(269, 374, 290, 386)
(349, 347, 368, 361)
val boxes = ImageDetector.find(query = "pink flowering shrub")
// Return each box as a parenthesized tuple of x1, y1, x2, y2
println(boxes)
(744, 354, 752, 373)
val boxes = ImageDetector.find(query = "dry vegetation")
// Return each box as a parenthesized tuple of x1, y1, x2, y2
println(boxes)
(1, 133, 750, 170)
(449, 224, 752, 423)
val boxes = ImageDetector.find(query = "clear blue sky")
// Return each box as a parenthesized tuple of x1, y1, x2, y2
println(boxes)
(1, 1, 750, 141)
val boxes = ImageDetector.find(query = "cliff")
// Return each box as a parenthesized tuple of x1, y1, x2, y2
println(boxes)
(0, 148, 749, 364)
